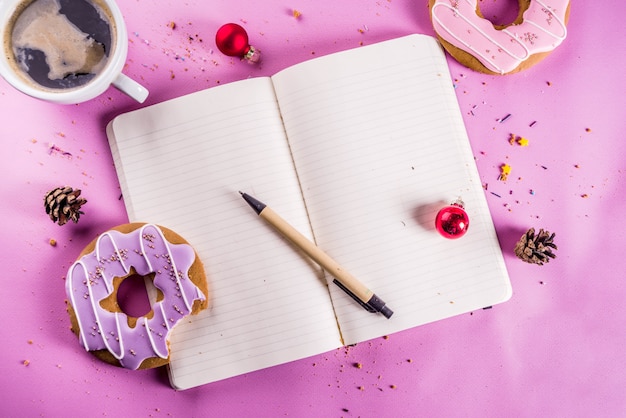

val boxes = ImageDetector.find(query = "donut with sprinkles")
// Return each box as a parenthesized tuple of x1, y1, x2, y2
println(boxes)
(65, 223, 209, 369)
(429, 0, 571, 74)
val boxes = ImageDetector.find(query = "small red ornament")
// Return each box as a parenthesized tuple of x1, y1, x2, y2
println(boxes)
(435, 199, 469, 239)
(215, 23, 261, 63)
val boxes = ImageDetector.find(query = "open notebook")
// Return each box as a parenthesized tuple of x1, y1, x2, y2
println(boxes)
(106, 34, 512, 390)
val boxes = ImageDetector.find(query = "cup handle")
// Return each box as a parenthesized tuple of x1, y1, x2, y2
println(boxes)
(112, 73, 149, 103)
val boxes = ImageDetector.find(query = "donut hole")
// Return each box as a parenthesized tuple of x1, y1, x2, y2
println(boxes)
(116, 273, 157, 318)
(478, 0, 523, 27)
(100, 269, 164, 326)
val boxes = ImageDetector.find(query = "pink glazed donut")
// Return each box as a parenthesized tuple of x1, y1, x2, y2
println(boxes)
(66, 223, 209, 369)
(429, 0, 570, 74)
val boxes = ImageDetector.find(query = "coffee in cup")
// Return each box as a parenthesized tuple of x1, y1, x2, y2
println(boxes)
(0, 0, 148, 103)
(8, 0, 115, 91)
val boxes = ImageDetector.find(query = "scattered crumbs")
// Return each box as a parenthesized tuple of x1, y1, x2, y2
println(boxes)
(539, 281, 545, 285)
(354, 362, 363, 369)
(358, 386, 365, 391)
(407, 358, 413, 363)
(383, 335, 389, 340)
(529, 121, 537, 127)
(167, 21, 176, 30)
(581, 194, 589, 198)
(49, 239, 57, 247)
(498, 163, 511, 181)
(390, 384, 397, 389)
(292, 9, 302, 19)
(497, 113, 512, 123)
(483, 306, 493, 310)
(342, 408, 349, 413)
(574, 164, 580, 169)
(449, 300, 454, 304)
(585, 127, 592, 133)
(490, 192, 501, 198)
(357, 24, 369, 34)
(530, 189, 535, 195)
(546, 81, 552, 86)
(48, 144, 72, 158)
(23, 360, 30, 366)
(541, 165, 548, 170)
(27, 340, 33, 345)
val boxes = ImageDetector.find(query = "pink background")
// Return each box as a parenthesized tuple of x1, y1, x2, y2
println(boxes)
(2, 0, 625, 416)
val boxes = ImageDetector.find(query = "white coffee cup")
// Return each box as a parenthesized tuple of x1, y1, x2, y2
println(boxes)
(0, 0, 148, 104)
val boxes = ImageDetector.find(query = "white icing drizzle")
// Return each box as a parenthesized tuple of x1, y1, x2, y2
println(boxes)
(144, 316, 168, 359)
(433, 2, 529, 69)
(432, 0, 569, 74)
(139, 224, 193, 312)
(66, 261, 91, 350)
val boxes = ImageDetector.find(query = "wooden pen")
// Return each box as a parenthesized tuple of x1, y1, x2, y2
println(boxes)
(240, 191, 393, 319)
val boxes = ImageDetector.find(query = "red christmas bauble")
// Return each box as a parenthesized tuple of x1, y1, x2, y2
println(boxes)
(435, 202, 469, 239)
(216, 23, 251, 57)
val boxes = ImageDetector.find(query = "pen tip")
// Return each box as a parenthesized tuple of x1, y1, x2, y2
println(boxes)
(381, 305, 394, 319)
(238, 191, 244, 195)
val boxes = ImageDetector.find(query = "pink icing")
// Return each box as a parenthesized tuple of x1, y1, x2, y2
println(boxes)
(431, 0, 568, 74)
(66, 224, 206, 370)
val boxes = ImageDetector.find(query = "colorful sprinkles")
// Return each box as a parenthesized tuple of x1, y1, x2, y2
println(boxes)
(498, 164, 511, 181)
(509, 134, 529, 146)
(497, 113, 512, 123)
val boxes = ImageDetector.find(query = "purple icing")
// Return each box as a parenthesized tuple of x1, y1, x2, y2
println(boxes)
(66, 224, 206, 369)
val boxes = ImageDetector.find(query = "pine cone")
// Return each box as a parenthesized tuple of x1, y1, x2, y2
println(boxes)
(44, 186, 87, 226)
(514, 228, 557, 265)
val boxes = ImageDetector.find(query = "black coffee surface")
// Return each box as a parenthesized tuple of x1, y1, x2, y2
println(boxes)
(58, 0, 112, 57)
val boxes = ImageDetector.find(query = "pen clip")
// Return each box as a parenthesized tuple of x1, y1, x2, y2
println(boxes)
(332, 279, 376, 313)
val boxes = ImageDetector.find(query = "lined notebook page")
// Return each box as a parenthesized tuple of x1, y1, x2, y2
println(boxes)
(272, 35, 512, 343)
(107, 78, 342, 390)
